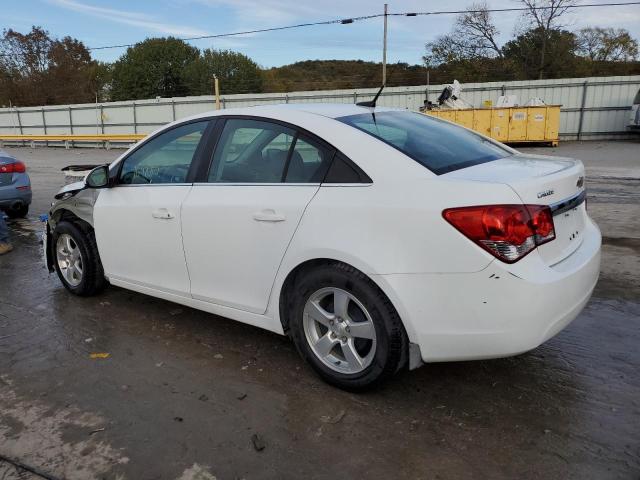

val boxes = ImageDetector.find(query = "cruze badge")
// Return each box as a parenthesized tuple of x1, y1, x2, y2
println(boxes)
(537, 189, 554, 198)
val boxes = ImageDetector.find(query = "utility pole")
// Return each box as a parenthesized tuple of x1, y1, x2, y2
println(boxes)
(213, 75, 221, 110)
(382, 3, 388, 86)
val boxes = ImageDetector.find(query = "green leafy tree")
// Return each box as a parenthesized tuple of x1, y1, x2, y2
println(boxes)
(502, 27, 580, 79)
(90, 61, 114, 102)
(185, 49, 263, 95)
(111, 37, 199, 100)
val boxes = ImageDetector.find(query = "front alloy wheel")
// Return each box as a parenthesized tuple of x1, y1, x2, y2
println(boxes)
(52, 220, 107, 296)
(56, 233, 84, 287)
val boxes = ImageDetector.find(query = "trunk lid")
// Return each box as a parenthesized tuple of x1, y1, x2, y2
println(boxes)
(444, 153, 587, 265)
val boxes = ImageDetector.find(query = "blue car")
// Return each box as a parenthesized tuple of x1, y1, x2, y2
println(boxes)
(0, 150, 32, 218)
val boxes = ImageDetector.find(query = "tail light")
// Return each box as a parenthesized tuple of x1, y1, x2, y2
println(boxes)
(443, 204, 555, 263)
(0, 161, 26, 174)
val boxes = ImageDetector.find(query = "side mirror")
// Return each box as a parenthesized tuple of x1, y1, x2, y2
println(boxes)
(86, 165, 110, 189)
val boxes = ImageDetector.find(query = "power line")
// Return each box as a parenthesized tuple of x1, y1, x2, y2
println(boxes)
(87, 14, 380, 51)
(87, 2, 640, 52)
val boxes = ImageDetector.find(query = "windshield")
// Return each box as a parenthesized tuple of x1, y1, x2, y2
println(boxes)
(337, 111, 511, 175)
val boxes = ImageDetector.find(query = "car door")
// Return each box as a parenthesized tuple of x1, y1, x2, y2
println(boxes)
(94, 120, 212, 296)
(181, 117, 334, 314)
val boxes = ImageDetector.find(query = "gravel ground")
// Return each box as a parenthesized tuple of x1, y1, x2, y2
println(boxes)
(0, 141, 638, 480)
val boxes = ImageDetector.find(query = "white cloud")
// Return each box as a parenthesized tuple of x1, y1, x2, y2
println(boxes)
(47, 0, 210, 37)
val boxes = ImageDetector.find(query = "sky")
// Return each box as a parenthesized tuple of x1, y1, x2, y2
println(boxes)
(3, 0, 640, 68)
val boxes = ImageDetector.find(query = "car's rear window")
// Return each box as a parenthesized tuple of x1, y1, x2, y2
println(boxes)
(337, 111, 511, 175)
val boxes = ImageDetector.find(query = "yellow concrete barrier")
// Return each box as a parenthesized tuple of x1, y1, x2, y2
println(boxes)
(425, 105, 561, 146)
(0, 134, 146, 142)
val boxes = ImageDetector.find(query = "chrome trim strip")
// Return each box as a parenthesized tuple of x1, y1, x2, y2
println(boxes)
(549, 190, 586, 216)
(191, 182, 320, 187)
(114, 183, 193, 187)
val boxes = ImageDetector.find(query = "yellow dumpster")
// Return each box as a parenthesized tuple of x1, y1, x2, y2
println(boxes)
(425, 105, 560, 146)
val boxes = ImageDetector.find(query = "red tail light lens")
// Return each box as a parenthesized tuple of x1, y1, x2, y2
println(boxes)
(0, 161, 26, 174)
(443, 204, 556, 263)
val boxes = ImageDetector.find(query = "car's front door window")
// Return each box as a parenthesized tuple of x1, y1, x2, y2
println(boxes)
(119, 121, 209, 185)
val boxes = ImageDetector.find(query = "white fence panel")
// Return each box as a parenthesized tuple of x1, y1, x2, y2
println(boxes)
(1, 75, 639, 144)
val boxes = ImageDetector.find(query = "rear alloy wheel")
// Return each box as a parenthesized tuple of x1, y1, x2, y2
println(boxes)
(52, 221, 107, 296)
(289, 262, 407, 390)
(303, 287, 377, 375)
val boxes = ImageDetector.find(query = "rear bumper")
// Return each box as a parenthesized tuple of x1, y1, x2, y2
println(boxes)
(0, 174, 32, 210)
(374, 217, 601, 363)
(0, 190, 32, 210)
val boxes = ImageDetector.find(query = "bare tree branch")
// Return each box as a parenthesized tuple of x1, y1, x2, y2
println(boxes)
(516, 0, 578, 78)
(457, 2, 503, 58)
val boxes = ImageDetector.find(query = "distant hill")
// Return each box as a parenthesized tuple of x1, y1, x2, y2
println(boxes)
(261, 60, 431, 92)
(260, 58, 640, 93)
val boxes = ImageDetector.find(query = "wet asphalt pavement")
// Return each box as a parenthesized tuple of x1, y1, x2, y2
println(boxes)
(0, 143, 639, 479)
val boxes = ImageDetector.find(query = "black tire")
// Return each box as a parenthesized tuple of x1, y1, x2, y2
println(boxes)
(52, 220, 107, 296)
(6, 204, 29, 219)
(289, 262, 407, 391)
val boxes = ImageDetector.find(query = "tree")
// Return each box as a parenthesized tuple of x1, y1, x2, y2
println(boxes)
(517, 0, 578, 79)
(47, 36, 96, 103)
(457, 2, 503, 58)
(111, 37, 199, 101)
(0, 26, 96, 106)
(90, 61, 114, 102)
(423, 2, 502, 67)
(577, 27, 638, 62)
(503, 27, 579, 79)
(185, 49, 263, 95)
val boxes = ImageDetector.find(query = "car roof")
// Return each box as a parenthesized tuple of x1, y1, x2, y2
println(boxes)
(184, 103, 402, 122)
(258, 103, 400, 118)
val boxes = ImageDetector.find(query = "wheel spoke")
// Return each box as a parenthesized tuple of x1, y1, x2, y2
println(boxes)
(63, 265, 74, 282)
(341, 340, 364, 369)
(333, 290, 350, 319)
(314, 333, 336, 358)
(347, 320, 375, 340)
(64, 235, 74, 253)
(305, 300, 334, 327)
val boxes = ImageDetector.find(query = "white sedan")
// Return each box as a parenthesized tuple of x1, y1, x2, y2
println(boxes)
(45, 104, 601, 390)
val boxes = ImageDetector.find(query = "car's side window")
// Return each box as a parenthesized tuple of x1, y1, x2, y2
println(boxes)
(323, 152, 373, 184)
(284, 135, 332, 183)
(119, 121, 209, 185)
(208, 119, 296, 183)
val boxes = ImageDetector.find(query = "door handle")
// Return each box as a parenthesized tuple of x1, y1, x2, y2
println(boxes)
(152, 208, 175, 220)
(253, 209, 285, 222)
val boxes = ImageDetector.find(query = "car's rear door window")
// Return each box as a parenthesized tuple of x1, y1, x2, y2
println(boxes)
(337, 111, 511, 174)
(207, 119, 334, 183)
(208, 119, 296, 183)
(284, 135, 332, 183)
